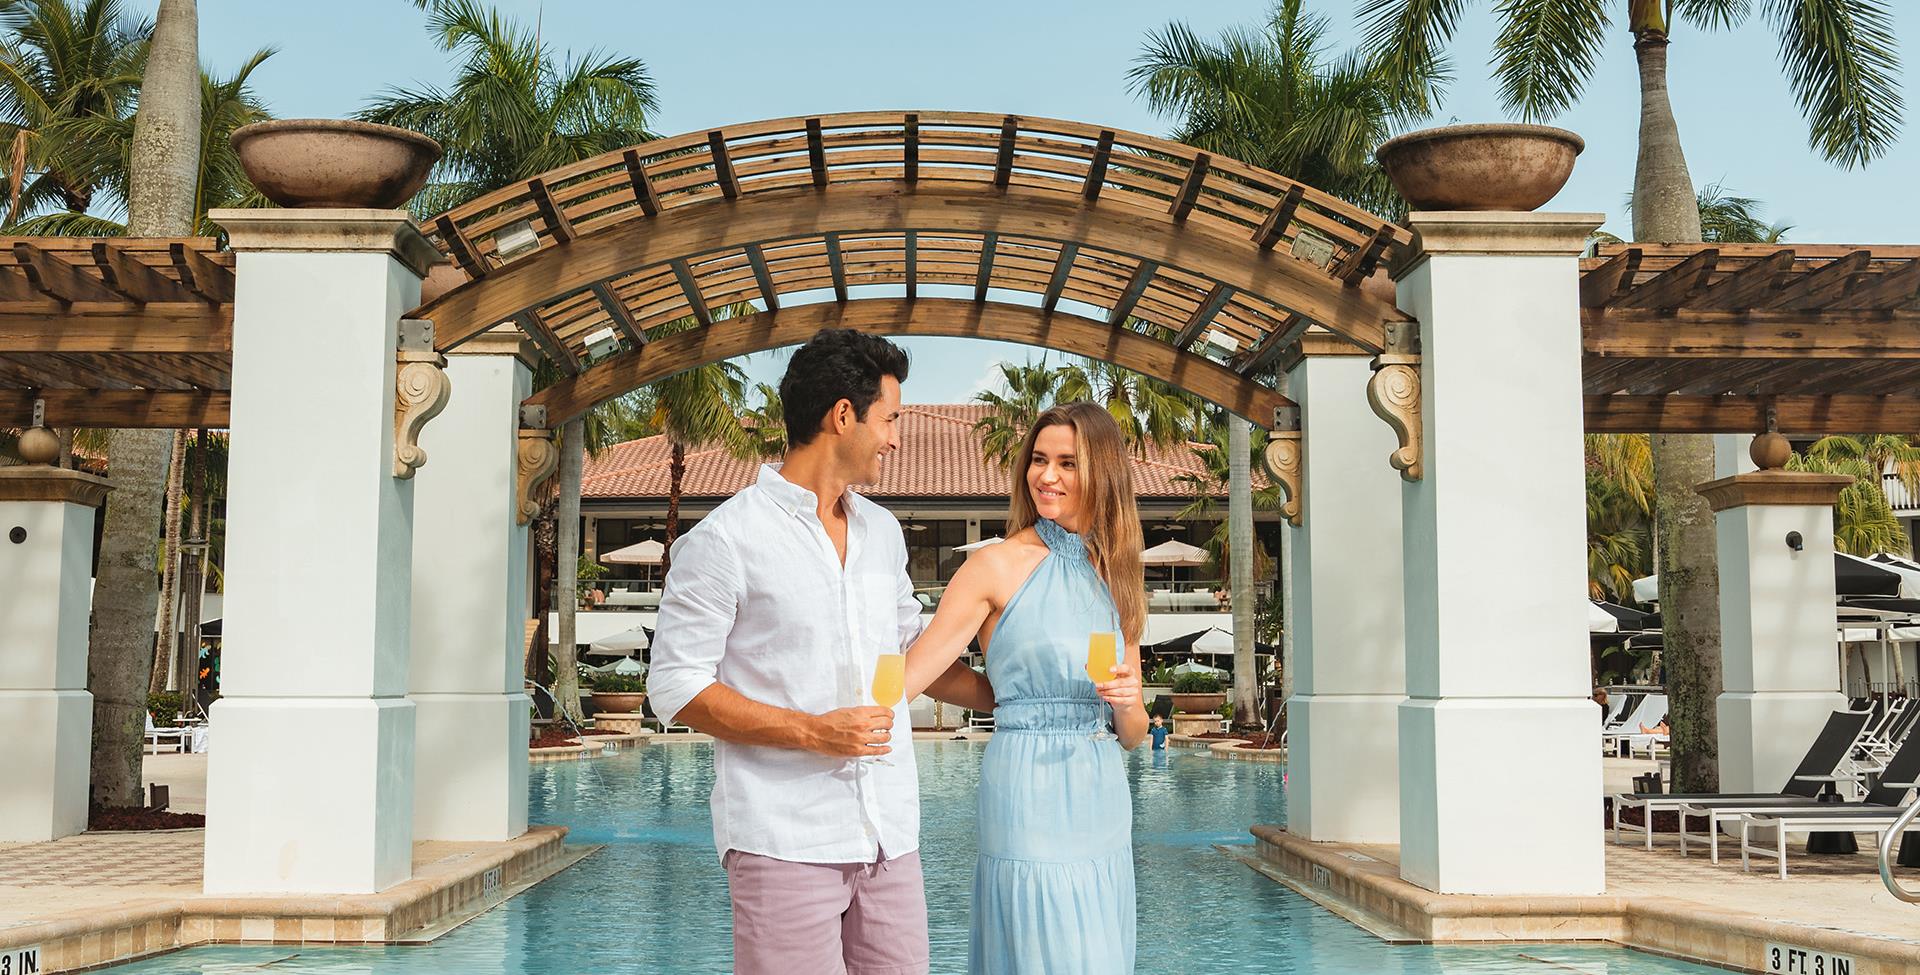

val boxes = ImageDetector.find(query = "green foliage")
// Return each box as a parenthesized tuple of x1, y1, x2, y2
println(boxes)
(971, 351, 1199, 471)
(146, 691, 181, 726)
(588, 672, 646, 693)
(1173, 410, 1280, 579)
(576, 556, 608, 581)
(1171, 672, 1224, 693)
(1788, 435, 1918, 556)
(1146, 664, 1176, 686)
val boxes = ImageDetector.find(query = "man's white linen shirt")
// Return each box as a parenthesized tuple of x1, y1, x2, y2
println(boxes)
(649, 464, 927, 864)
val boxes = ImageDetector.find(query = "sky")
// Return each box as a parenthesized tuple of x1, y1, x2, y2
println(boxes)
(177, 0, 1918, 404)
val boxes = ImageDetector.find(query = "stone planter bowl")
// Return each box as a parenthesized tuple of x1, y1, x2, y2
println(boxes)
(231, 119, 441, 209)
(589, 691, 647, 715)
(1169, 692, 1227, 714)
(1375, 123, 1584, 212)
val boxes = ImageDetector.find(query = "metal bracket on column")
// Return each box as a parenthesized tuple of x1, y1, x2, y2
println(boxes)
(516, 427, 559, 525)
(1262, 405, 1303, 527)
(394, 318, 452, 479)
(1367, 319, 1422, 481)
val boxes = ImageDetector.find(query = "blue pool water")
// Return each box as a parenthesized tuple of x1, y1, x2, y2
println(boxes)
(113, 742, 1725, 973)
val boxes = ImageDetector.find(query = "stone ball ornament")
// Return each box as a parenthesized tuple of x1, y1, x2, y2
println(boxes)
(1750, 431, 1793, 470)
(1375, 123, 1584, 212)
(231, 119, 443, 210)
(16, 425, 59, 465)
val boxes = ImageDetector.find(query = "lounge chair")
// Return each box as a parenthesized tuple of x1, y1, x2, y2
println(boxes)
(1601, 692, 1643, 733)
(1735, 730, 1920, 877)
(1602, 694, 1667, 756)
(144, 713, 190, 754)
(1611, 708, 1872, 851)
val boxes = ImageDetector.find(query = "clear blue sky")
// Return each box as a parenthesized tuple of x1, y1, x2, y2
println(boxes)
(185, 0, 1915, 403)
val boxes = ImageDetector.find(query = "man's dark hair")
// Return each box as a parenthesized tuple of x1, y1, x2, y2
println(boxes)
(779, 329, 910, 447)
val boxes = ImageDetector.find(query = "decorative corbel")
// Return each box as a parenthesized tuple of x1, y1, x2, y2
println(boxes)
(394, 318, 452, 479)
(1262, 405, 1303, 527)
(516, 407, 559, 525)
(1367, 319, 1422, 481)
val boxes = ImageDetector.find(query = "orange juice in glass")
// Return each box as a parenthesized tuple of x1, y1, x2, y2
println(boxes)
(870, 653, 905, 765)
(1085, 632, 1118, 684)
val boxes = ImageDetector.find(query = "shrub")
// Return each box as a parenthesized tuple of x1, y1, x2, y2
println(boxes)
(1171, 672, 1223, 694)
(589, 672, 647, 693)
(148, 692, 183, 726)
(1146, 664, 1176, 686)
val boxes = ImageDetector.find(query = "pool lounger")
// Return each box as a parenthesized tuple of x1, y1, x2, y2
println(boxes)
(1610, 708, 1871, 851)
(1739, 804, 1917, 878)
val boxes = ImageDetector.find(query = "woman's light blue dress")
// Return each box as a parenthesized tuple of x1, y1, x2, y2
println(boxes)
(971, 519, 1136, 974)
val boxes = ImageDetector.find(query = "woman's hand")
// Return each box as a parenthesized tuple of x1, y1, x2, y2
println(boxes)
(1094, 662, 1143, 714)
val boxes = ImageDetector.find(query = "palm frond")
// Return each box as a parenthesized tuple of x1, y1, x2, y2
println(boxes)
(1490, 0, 1611, 122)
(1762, 0, 1904, 169)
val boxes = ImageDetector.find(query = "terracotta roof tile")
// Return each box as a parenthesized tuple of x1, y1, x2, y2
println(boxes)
(580, 404, 1260, 500)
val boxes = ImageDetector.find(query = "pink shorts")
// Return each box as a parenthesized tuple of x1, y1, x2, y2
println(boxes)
(724, 849, 929, 975)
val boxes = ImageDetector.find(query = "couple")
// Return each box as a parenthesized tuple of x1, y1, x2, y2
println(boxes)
(648, 328, 1150, 975)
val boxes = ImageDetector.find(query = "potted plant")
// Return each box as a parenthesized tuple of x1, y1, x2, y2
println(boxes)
(1169, 672, 1226, 714)
(587, 672, 647, 714)
(1143, 664, 1175, 708)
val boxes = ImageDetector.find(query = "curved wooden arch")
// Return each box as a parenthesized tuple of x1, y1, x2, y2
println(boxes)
(524, 298, 1290, 429)
(411, 112, 1411, 420)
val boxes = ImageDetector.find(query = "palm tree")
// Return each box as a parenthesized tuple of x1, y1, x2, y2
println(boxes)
(1055, 359, 1198, 455)
(1128, 0, 1439, 218)
(367, 0, 656, 724)
(1593, 182, 1794, 249)
(647, 313, 754, 576)
(0, 0, 146, 223)
(1794, 435, 1920, 556)
(738, 383, 786, 461)
(358, 0, 657, 218)
(1360, 0, 1904, 794)
(973, 360, 1065, 471)
(85, 0, 197, 811)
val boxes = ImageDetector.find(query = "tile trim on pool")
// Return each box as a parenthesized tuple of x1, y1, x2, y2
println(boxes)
(1253, 825, 1920, 975)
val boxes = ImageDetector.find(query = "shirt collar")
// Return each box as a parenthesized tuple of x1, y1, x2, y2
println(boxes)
(757, 463, 864, 523)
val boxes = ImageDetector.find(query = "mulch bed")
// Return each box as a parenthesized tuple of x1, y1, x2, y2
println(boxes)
(1192, 731, 1285, 749)
(89, 806, 205, 831)
(578, 729, 625, 736)
(529, 731, 583, 749)
(1602, 796, 1710, 833)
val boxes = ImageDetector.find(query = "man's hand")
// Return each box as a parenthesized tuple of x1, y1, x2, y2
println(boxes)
(806, 706, 896, 757)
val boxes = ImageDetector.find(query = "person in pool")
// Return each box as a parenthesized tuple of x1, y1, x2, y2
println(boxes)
(902, 401, 1146, 974)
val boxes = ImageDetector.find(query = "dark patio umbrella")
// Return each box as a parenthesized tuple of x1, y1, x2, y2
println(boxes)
(1836, 553, 1902, 597)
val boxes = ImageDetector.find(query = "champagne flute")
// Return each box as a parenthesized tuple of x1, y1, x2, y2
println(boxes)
(869, 652, 906, 766)
(1086, 632, 1119, 741)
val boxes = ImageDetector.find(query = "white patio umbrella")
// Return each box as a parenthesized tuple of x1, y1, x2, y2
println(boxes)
(586, 626, 650, 656)
(601, 538, 666, 565)
(1631, 573, 1659, 604)
(1141, 539, 1210, 567)
(956, 536, 1003, 552)
(610, 656, 645, 676)
(1589, 600, 1621, 634)
(1170, 660, 1228, 677)
(1189, 627, 1237, 656)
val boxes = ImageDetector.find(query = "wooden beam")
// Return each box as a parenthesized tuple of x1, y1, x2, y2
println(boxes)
(1108, 260, 1156, 326)
(1172, 283, 1232, 349)
(1252, 185, 1303, 251)
(91, 242, 191, 303)
(745, 243, 779, 311)
(904, 230, 917, 301)
(825, 233, 847, 302)
(993, 116, 1017, 188)
(0, 302, 231, 353)
(1083, 130, 1114, 201)
(590, 281, 644, 346)
(527, 178, 573, 245)
(1691, 248, 1793, 310)
(1584, 394, 1920, 435)
(525, 297, 1293, 430)
(1041, 243, 1079, 314)
(1583, 307, 1920, 358)
(671, 259, 712, 325)
(622, 149, 661, 216)
(435, 216, 489, 279)
(902, 113, 919, 183)
(806, 117, 828, 188)
(1167, 153, 1210, 222)
(1774, 250, 1869, 310)
(0, 388, 229, 428)
(973, 232, 997, 302)
(1332, 225, 1391, 285)
(514, 309, 579, 373)
(1833, 258, 1920, 310)
(14, 242, 115, 302)
(169, 242, 235, 303)
(1579, 248, 1641, 307)
(1237, 313, 1311, 376)
(708, 131, 738, 199)
(1614, 247, 1718, 309)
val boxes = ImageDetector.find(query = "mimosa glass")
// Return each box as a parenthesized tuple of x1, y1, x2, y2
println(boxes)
(870, 652, 905, 765)
(1086, 633, 1118, 740)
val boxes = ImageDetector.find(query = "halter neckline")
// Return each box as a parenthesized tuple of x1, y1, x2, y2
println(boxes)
(1036, 519, 1088, 561)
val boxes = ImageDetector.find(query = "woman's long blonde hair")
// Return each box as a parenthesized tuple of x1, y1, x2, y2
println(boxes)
(1006, 401, 1146, 644)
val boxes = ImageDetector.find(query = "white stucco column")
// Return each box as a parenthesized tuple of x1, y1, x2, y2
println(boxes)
(1697, 458, 1851, 793)
(1393, 211, 1606, 895)
(1284, 354, 1406, 843)
(410, 331, 534, 842)
(203, 209, 443, 894)
(0, 466, 108, 842)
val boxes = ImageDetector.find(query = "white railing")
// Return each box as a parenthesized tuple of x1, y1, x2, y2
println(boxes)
(1886, 472, 1920, 513)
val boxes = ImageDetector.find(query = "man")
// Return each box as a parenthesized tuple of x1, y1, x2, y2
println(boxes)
(649, 329, 995, 975)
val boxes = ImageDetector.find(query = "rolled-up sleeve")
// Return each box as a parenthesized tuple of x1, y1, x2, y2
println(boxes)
(648, 526, 741, 725)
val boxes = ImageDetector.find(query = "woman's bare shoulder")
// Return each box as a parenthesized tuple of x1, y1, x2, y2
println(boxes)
(968, 529, 1047, 567)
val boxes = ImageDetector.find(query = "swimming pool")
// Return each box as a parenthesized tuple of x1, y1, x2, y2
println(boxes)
(111, 741, 1725, 973)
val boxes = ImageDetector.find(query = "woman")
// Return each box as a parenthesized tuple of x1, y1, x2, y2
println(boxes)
(903, 401, 1147, 974)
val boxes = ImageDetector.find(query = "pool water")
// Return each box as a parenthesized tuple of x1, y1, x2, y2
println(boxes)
(112, 742, 1726, 974)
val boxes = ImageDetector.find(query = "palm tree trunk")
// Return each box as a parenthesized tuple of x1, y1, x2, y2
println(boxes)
(88, 0, 201, 809)
(1229, 417, 1257, 729)
(175, 430, 210, 717)
(1633, 28, 1719, 794)
(662, 440, 686, 577)
(552, 418, 586, 724)
(150, 429, 187, 695)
